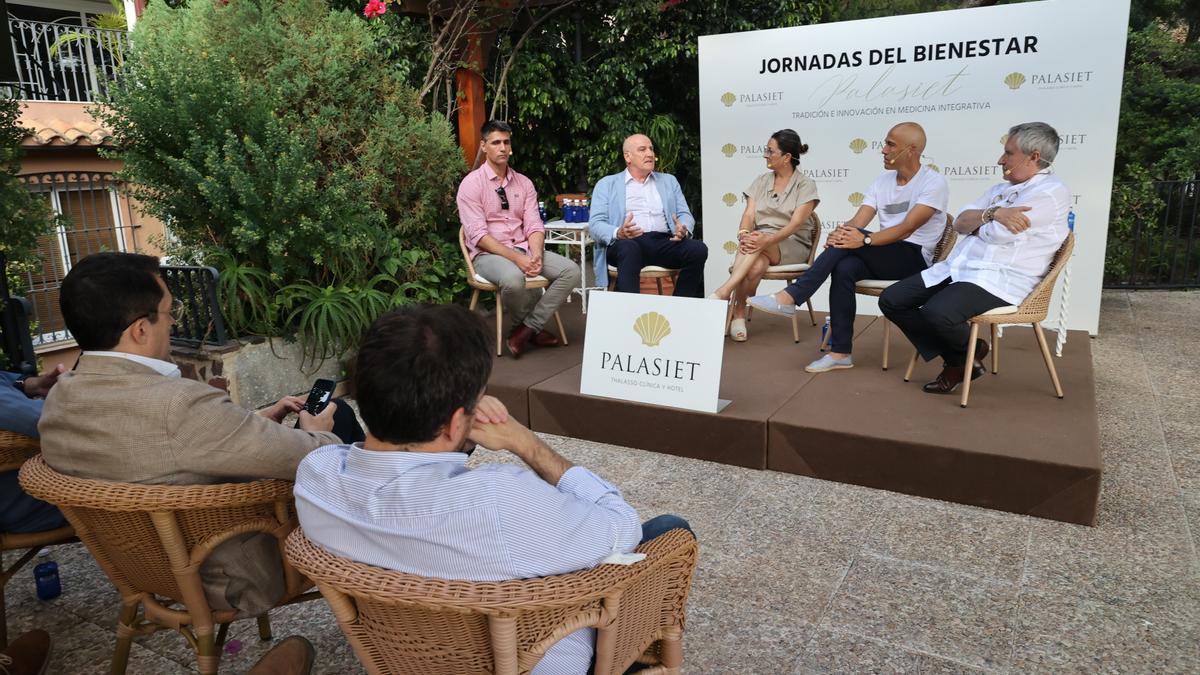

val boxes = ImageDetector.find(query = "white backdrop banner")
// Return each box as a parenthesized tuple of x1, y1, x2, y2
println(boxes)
(698, 0, 1130, 335)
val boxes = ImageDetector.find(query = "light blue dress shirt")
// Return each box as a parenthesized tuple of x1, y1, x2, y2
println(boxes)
(295, 443, 643, 674)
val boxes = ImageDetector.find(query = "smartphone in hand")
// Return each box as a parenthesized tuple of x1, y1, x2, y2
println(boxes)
(294, 378, 336, 428)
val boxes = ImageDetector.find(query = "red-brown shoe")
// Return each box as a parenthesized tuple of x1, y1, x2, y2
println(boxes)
(922, 365, 967, 394)
(506, 324, 535, 359)
(0, 630, 51, 675)
(532, 329, 561, 347)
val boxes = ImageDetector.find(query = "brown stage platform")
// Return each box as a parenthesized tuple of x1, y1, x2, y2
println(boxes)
(486, 300, 1101, 525)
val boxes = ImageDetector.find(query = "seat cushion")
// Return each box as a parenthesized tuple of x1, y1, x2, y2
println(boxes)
(607, 265, 679, 274)
(855, 279, 897, 290)
(765, 263, 811, 273)
(474, 273, 548, 284)
(981, 305, 1020, 316)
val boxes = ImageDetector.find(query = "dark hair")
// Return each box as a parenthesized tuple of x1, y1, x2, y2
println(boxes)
(354, 304, 493, 445)
(60, 252, 163, 350)
(480, 119, 512, 139)
(770, 129, 808, 168)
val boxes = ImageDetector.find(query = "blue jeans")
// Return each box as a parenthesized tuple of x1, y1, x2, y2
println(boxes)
(639, 514, 693, 544)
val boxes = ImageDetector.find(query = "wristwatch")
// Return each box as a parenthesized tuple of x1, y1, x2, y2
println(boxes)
(858, 228, 873, 246)
(12, 376, 28, 396)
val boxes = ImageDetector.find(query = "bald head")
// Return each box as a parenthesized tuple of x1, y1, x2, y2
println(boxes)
(889, 122, 927, 154)
(623, 133, 657, 179)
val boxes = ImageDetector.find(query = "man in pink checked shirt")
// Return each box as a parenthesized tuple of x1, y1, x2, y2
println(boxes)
(457, 120, 582, 358)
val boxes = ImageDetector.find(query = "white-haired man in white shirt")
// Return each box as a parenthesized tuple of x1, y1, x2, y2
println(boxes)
(880, 122, 1070, 394)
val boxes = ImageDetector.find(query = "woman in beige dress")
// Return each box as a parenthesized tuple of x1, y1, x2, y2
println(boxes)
(711, 129, 820, 341)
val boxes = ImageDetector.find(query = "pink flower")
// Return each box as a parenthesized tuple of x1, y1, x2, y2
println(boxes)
(363, 0, 387, 19)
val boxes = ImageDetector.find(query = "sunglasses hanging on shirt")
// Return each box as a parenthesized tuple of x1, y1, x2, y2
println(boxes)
(495, 186, 510, 210)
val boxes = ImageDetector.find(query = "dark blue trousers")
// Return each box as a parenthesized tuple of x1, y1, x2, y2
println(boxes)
(781, 242, 926, 354)
(879, 275, 1008, 367)
(608, 233, 709, 297)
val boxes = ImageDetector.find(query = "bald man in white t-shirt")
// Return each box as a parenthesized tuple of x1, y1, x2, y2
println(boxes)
(749, 122, 949, 373)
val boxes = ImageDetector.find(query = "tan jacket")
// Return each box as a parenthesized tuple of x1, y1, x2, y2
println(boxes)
(38, 354, 341, 616)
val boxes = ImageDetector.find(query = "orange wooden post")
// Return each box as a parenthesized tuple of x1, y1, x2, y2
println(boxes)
(455, 30, 490, 169)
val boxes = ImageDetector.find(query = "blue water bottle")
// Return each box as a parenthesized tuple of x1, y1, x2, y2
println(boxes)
(538, 200, 547, 224)
(1067, 207, 1075, 232)
(562, 199, 572, 223)
(820, 316, 831, 351)
(34, 561, 61, 600)
(581, 197, 590, 222)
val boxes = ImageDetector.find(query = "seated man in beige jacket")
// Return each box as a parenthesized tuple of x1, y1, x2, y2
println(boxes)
(37, 252, 363, 617)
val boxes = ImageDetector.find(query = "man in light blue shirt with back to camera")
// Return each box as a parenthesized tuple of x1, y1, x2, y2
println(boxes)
(295, 303, 692, 675)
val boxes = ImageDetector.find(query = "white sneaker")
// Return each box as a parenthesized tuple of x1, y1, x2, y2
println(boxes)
(805, 354, 853, 373)
(747, 294, 796, 317)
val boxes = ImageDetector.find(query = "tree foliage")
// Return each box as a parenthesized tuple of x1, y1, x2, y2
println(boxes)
(0, 91, 54, 285)
(99, 0, 467, 363)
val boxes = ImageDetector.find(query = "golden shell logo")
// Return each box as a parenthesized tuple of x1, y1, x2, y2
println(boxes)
(721, 192, 737, 207)
(1000, 133, 1009, 145)
(720, 92, 736, 107)
(848, 191, 865, 207)
(723, 241, 737, 255)
(633, 312, 671, 347)
(849, 138, 867, 154)
(720, 143, 736, 158)
(1004, 72, 1025, 90)
(927, 163, 940, 173)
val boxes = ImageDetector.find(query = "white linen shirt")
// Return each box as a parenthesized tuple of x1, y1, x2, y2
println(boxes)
(294, 443, 643, 675)
(82, 351, 181, 378)
(922, 172, 1070, 305)
(624, 169, 670, 234)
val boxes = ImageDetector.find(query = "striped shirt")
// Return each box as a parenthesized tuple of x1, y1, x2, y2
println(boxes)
(294, 444, 643, 675)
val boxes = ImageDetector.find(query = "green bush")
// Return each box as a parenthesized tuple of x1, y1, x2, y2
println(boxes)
(0, 91, 55, 294)
(97, 0, 466, 363)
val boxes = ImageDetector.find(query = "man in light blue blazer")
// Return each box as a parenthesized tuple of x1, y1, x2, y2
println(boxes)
(588, 134, 708, 297)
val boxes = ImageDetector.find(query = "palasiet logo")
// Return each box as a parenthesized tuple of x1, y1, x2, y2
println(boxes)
(848, 192, 865, 207)
(1004, 72, 1026, 90)
(1000, 133, 1009, 145)
(722, 192, 738, 207)
(720, 92, 736, 107)
(720, 143, 737, 158)
(927, 163, 940, 173)
(723, 241, 738, 255)
(848, 138, 868, 154)
(633, 311, 671, 347)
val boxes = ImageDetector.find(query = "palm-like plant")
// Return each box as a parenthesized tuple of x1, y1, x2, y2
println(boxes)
(48, 0, 128, 70)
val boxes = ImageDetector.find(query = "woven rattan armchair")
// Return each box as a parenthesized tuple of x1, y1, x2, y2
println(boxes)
(17, 455, 319, 674)
(903, 232, 1076, 408)
(833, 214, 958, 368)
(606, 264, 680, 295)
(459, 227, 569, 357)
(727, 212, 824, 342)
(285, 527, 699, 675)
(0, 432, 75, 649)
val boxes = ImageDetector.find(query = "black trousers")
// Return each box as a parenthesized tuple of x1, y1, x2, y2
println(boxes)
(607, 232, 709, 298)
(879, 274, 1008, 367)
(297, 397, 366, 443)
(781, 242, 926, 354)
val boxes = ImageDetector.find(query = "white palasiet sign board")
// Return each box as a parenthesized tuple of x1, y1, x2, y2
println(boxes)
(580, 292, 728, 413)
(698, 0, 1130, 335)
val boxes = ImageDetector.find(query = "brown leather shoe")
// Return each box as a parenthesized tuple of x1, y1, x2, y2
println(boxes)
(248, 636, 315, 675)
(506, 324, 535, 359)
(0, 629, 51, 675)
(973, 338, 990, 371)
(532, 329, 561, 347)
(922, 365, 967, 394)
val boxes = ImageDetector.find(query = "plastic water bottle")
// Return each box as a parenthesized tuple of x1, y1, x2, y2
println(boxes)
(1067, 207, 1075, 232)
(569, 199, 579, 223)
(820, 316, 831, 351)
(562, 199, 573, 223)
(34, 561, 61, 600)
(581, 197, 590, 222)
(538, 200, 547, 224)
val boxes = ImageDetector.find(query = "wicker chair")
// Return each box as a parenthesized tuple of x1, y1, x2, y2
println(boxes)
(831, 214, 958, 368)
(17, 455, 319, 674)
(459, 227, 569, 357)
(606, 265, 680, 295)
(0, 432, 76, 649)
(285, 527, 699, 675)
(903, 232, 1076, 408)
(726, 212, 823, 342)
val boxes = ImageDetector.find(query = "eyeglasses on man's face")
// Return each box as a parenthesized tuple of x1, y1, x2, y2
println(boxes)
(495, 186, 510, 210)
(127, 297, 186, 331)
